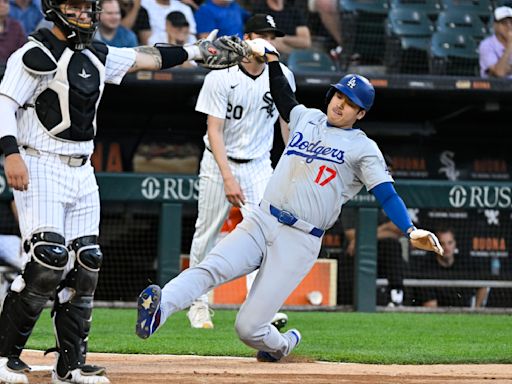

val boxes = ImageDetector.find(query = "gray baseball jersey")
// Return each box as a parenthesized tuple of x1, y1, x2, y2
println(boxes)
(263, 104, 393, 230)
(157, 103, 394, 358)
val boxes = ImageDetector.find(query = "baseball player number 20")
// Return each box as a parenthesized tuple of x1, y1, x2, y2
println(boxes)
(314, 166, 337, 186)
(226, 103, 243, 120)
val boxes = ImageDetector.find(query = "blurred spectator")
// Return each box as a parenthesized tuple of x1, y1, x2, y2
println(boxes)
(149, 10, 195, 44)
(0, 0, 25, 63)
(410, 228, 488, 308)
(308, 0, 342, 47)
(149, 11, 197, 67)
(195, 0, 250, 39)
(180, 0, 199, 10)
(253, 0, 311, 56)
(119, 0, 151, 45)
(142, 0, 196, 44)
(96, 0, 138, 47)
(479, 6, 512, 78)
(8, 0, 42, 35)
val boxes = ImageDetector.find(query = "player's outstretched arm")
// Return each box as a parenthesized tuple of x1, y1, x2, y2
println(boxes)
(128, 30, 247, 72)
(0, 95, 29, 191)
(371, 182, 444, 256)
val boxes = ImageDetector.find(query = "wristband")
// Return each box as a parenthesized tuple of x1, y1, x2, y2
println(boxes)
(0, 135, 20, 156)
(155, 46, 188, 69)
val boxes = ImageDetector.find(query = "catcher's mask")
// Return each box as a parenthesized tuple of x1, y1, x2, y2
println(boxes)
(42, 0, 100, 49)
(325, 74, 375, 111)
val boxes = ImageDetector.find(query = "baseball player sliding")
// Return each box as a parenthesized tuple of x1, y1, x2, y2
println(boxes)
(187, 14, 293, 330)
(136, 40, 443, 361)
(0, 0, 246, 380)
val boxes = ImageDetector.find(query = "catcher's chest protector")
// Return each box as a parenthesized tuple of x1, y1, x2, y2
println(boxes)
(22, 29, 108, 142)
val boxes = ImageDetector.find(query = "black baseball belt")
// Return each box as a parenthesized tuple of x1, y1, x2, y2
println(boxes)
(206, 146, 252, 164)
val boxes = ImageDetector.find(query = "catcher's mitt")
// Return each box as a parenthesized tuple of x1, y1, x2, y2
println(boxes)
(196, 31, 248, 70)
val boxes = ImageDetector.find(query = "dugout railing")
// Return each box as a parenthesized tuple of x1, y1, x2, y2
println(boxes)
(1, 173, 511, 312)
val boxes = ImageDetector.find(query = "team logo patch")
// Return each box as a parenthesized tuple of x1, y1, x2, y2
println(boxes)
(266, 15, 277, 28)
(78, 68, 91, 79)
(285, 132, 345, 164)
(347, 76, 357, 88)
(260, 91, 275, 118)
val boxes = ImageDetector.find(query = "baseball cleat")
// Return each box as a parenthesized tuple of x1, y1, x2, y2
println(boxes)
(270, 312, 288, 331)
(256, 329, 301, 362)
(187, 302, 214, 329)
(51, 367, 110, 383)
(136, 284, 162, 339)
(0, 357, 29, 384)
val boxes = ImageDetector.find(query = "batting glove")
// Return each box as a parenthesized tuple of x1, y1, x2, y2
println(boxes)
(409, 228, 444, 256)
(244, 38, 280, 59)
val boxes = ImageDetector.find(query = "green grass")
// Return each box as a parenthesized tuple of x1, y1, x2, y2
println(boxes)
(27, 309, 512, 364)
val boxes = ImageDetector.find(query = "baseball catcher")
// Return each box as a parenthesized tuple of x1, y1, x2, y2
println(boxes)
(0, 0, 246, 382)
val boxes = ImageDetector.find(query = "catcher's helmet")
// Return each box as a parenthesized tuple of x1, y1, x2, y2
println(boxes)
(42, 0, 100, 48)
(325, 74, 375, 111)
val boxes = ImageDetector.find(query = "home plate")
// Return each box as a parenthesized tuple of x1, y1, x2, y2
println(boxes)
(30, 365, 53, 371)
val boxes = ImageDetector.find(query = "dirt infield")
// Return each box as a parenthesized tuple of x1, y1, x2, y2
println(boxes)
(23, 350, 512, 384)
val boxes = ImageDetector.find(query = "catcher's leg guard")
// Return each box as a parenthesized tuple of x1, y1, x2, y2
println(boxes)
(52, 236, 108, 382)
(0, 232, 68, 359)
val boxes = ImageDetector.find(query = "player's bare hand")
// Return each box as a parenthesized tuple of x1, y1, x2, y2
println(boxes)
(244, 38, 280, 60)
(4, 154, 29, 191)
(224, 177, 245, 208)
(409, 228, 444, 256)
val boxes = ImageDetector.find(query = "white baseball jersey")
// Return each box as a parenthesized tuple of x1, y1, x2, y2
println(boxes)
(195, 63, 296, 160)
(0, 43, 135, 156)
(264, 104, 393, 230)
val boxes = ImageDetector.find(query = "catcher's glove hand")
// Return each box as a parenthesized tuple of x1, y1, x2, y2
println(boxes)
(409, 228, 444, 256)
(195, 30, 248, 69)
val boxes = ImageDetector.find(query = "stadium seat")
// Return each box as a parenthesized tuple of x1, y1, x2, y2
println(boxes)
(429, 31, 479, 75)
(440, 0, 493, 21)
(390, 0, 442, 20)
(385, 8, 435, 73)
(340, 0, 390, 67)
(436, 11, 488, 43)
(286, 49, 337, 73)
(340, 0, 390, 14)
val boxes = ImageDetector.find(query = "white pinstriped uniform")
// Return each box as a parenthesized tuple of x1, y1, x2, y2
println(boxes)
(0, 43, 135, 253)
(190, 63, 295, 301)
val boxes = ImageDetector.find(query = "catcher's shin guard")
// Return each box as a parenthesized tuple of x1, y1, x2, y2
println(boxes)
(0, 232, 68, 358)
(51, 236, 105, 380)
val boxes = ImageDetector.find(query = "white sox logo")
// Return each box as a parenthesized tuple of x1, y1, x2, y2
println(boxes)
(260, 91, 275, 118)
(266, 15, 277, 28)
(439, 151, 460, 181)
(347, 77, 357, 88)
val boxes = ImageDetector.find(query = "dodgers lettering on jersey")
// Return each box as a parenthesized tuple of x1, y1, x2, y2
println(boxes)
(0, 43, 135, 156)
(263, 104, 393, 230)
(195, 63, 296, 160)
(287, 131, 345, 164)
